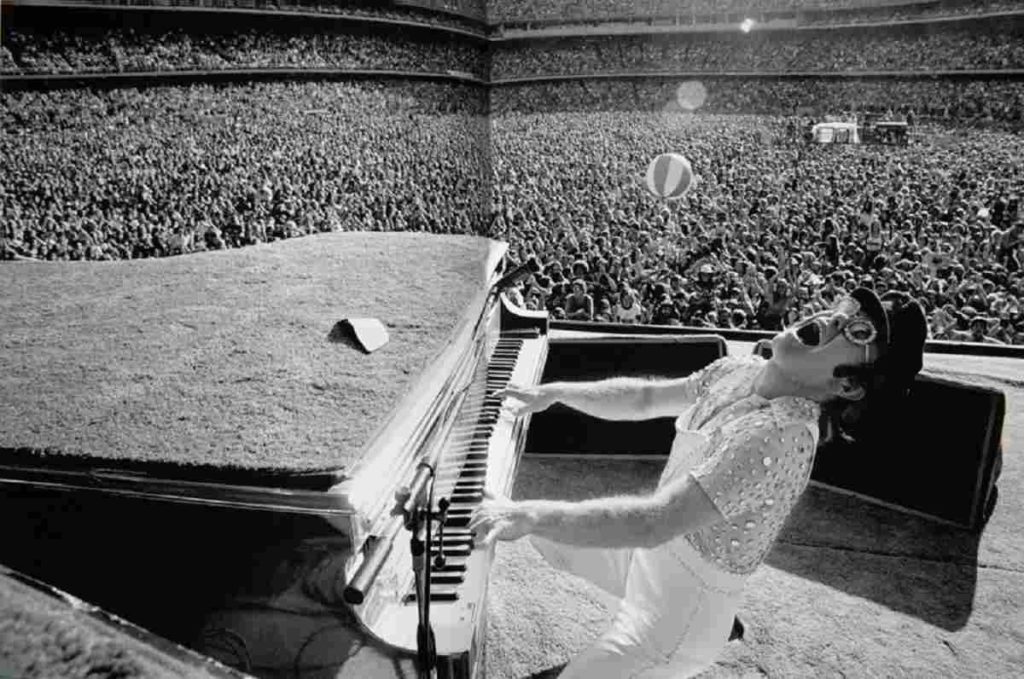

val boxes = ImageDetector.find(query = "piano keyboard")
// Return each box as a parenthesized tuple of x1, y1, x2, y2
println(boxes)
(353, 327, 546, 661)
(407, 333, 533, 604)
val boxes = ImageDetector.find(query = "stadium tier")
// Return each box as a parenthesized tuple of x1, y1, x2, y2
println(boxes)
(490, 25, 1024, 78)
(487, 0, 1024, 26)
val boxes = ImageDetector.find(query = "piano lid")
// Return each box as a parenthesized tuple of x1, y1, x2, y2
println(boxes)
(0, 232, 506, 517)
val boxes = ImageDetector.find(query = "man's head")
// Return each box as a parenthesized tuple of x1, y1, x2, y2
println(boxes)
(771, 287, 927, 404)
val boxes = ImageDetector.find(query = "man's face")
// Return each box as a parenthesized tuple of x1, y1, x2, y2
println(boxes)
(771, 297, 881, 396)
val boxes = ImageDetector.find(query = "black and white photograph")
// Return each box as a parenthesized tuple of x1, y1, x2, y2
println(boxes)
(1, 1, 1022, 677)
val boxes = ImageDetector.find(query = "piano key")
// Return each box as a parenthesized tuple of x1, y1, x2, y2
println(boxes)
(404, 590, 459, 604)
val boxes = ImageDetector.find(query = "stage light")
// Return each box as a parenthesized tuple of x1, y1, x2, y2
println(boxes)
(740, 18, 755, 33)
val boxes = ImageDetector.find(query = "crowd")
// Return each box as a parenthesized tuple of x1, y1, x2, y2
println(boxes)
(491, 26, 1024, 79)
(487, 0, 1024, 25)
(1, 25, 486, 77)
(802, 0, 1024, 26)
(11, 0, 486, 32)
(5, 78, 1020, 342)
(3, 22, 1024, 344)
(492, 79, 1024, 126)
(491, 112, 1024, 343)
(399, 0, 487, 23)
(1, 81, 490, 260)
(6, 21, 1024, 84)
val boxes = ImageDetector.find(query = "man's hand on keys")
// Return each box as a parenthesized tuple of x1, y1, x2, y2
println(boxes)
(495, 383, 558, 417)
(469, 490, 534, 548)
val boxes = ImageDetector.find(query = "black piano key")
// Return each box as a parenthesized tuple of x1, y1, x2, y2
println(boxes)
(430, 574, 464, 586)
(449, 494, 482, 505)
(432, 538, 473, 550)
(404, 591, 459, 604)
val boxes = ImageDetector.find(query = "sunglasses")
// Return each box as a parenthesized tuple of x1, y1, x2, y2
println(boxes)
(829, 297, 880, 364)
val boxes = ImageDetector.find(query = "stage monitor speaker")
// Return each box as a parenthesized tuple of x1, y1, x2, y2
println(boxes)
(526, 335, 727, 456)
(751, 344, 1004, 530)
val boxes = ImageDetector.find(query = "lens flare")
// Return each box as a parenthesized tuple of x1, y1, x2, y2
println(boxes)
(675, 81, 707, 112)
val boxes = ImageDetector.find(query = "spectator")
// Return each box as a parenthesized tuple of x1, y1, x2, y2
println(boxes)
(614, 287, 644, 324)
(565, 279, 595, 321)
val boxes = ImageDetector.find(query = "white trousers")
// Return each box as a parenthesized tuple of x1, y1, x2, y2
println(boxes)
(531, 535, 746, 679)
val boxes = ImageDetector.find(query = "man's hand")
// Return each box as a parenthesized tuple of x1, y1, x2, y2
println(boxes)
(469, 492, 535, 548)
(495, 383, 558, 417)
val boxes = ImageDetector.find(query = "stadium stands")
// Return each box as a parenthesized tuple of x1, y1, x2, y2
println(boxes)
(1, 2, 1022, 343)
(2, 24, 487, 76)
(491, 26, 1024, 79)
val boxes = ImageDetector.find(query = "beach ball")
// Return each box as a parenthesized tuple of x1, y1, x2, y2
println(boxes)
(645, 153, 694, 201)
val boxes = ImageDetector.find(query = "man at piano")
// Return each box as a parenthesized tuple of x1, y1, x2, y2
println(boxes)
(470, 288, 927, 679)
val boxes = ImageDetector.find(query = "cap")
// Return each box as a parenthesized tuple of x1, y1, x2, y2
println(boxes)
(849, 287, 927, 394)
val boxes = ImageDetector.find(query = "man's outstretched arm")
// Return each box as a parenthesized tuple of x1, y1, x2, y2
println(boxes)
(469, 474, 723, 550)
(497, 371, 705, 422)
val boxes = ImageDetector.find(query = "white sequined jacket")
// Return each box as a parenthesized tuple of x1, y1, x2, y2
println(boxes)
(660, 354, 821, 576)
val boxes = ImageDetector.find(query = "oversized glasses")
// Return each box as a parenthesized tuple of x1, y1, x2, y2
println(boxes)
(831, 297, 879, 347)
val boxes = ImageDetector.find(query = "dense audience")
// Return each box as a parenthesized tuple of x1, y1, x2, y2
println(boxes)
(488, 0, 1024, 25)
(3, 79, 1022, 343)
(399, 0, 487, 23)
(3, 15, 1023, 344)
(6, 21, 1024, 84)
(491, 26, 1024, 79)
(1, 26, 487, 77)
(802, 0, 1024, 26)
(1, 81, 490, 260)
(492, 79, 1024, 125)
(22, 0, 486, 31)
(491, 111, 1024, 344)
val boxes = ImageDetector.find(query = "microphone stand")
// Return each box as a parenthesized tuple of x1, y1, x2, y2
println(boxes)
(405, 463, 451, 679)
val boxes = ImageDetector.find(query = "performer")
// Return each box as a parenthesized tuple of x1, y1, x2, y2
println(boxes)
(470, 288, 926, 679)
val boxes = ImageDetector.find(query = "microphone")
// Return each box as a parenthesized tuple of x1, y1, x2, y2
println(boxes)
(495, 257, 541, 292)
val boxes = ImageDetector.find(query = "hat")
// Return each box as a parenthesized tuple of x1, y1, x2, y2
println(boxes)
(849, 287, 927, 394)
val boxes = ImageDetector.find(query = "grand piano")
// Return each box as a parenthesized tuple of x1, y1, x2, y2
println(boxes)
(0, 231, 549, 679)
